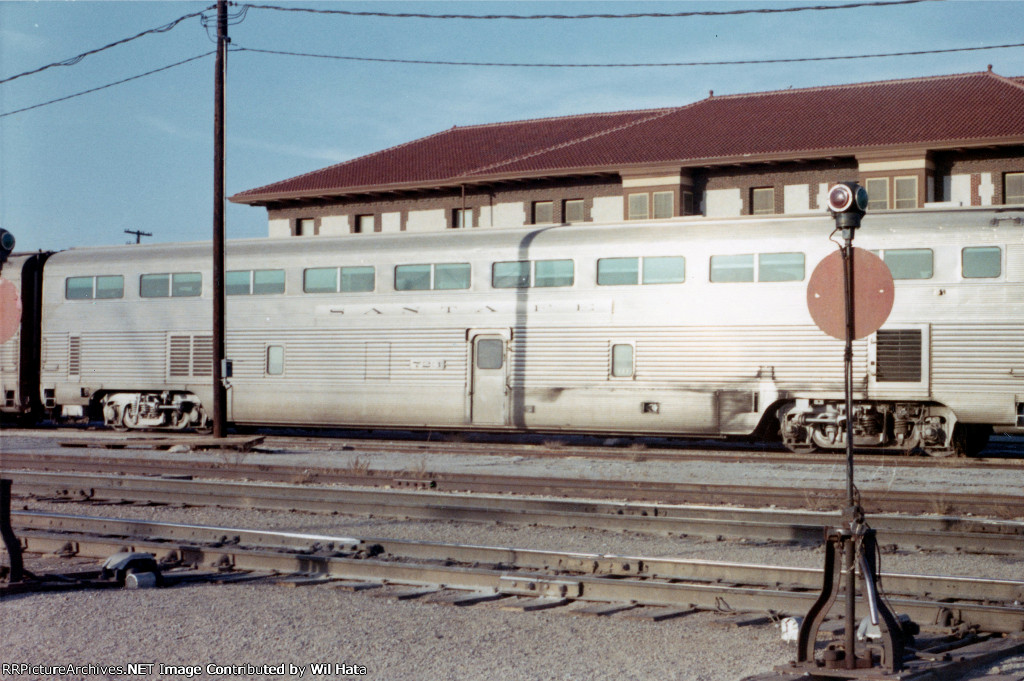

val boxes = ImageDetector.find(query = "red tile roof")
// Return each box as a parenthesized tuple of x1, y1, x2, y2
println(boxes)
(232, 70, 1024, 205)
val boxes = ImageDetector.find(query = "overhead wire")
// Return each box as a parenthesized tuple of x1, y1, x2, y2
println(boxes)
(241, 0, 939, 20)
(0, 52, 215, 119)
(232, 41, 1024, 69)
(0, 7, 214, 85)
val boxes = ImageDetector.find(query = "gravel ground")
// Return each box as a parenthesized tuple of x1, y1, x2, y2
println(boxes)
(3, 499, 1023, 681)
(2, 434, 1022, 680)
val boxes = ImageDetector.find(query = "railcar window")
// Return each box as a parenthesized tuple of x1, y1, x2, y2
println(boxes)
(758, 252, 805, 282)
(140, 274, 170, 298)
(643, 256, 686, 284)
(228, 269, 286, 296)
(476, 339, 504, 370)
(396, 263, 470, 291)
(710, 254, 755, 283)
(66, 277, 94, 300)
(962, 247, 1001, 278)
(611, 344, 634, 378)
(493, 260, 573, 288)
(535, 259, 574, 288)
(266, 346, 284, 376)
(171, 273, 202, 297)
(65, 275, 124, 300)
(395, 264, 432, 291)
(226, 271, 251, 296)
(882, 249, 932, 280)
(598, 258, 639, 286)
(434, 263, 471, 290)
(140, 273, 201, 298)
(303, 268, 337, 293)
(341, 266, 374, 292)
(95, 276, 124, 299)
(493, 261, 531, 288)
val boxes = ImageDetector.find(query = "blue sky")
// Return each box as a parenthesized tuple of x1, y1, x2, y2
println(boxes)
(2, 0, 1024, 253)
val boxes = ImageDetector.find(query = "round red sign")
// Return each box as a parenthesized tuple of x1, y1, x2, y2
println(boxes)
(807, 247, 894, 341)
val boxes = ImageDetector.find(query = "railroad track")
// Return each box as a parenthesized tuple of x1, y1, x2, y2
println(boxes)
(8, 428, 1024, 468)
(3, 451, 1024, 518)
(5, 471, 1024, 554)
(9, 510, 1024, 637)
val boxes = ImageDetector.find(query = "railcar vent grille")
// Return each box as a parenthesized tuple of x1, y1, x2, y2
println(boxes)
(69, 337, 81, 376)
(169, 336, 192, 377)
(876, 329, 922, 383)
(192, 335, 213, 377)
(168, 335, 213, 378)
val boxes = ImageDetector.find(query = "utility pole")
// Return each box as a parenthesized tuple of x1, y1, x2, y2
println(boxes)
(124, 229, 152, 244)
(212, 0, 228, 438)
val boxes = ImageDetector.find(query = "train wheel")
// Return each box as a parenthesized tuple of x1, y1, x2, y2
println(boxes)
(121, 403, 140, 430)
(784, 442, 821, 454)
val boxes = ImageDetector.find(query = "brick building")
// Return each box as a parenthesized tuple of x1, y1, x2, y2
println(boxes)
(230, 69, 1024, 236)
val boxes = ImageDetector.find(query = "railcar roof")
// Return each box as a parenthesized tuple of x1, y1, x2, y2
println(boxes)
(43, 206, 1023, 269)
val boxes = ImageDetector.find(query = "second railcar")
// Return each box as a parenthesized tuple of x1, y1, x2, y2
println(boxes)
(38, 208, 1024, 455)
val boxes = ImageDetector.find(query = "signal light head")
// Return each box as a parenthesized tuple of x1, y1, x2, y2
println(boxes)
(827, 182, 868, 215)
(0, 228, 14, 263)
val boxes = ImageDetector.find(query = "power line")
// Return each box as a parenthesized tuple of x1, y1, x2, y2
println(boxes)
(233, 41, 1024, 69)
(0, 8, 214, 85)
(0, 52, 215, 119)
(242, 0, 938, 20)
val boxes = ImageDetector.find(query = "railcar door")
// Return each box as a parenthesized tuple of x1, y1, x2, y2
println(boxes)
(471, 334, 508, 426)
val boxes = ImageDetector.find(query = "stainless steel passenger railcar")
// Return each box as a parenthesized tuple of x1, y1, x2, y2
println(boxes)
(34, 208, 1024, 456)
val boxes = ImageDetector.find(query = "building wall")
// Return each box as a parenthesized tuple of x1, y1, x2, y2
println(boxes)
(262, 149, 1024, 237)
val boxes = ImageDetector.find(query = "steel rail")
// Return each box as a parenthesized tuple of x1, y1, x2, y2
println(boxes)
(10, 512, 1024, 634)
(13, 510, 1024, 605)
(5, 471, 1024, 554)
(3, 452, 1024, 518)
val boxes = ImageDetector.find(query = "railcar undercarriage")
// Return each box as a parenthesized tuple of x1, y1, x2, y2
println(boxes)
(101, 392, 210, 432)
(777, 399, 991, 457)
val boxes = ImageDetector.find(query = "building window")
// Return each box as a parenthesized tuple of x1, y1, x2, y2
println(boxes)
(962, 247, 1001, 279)
(532, 201, 554, 224)
(894, 177, 918, 209)
(452, 208, 470, 229)
(627, 193, 649, 220)
(1006, 173, 1024, 204)
(653, 191, 674, 219)
(866, 178, 889, 210)
(564, 199, 585, 223)
(296, 218, 315, 236)
(681, 191, 695, 216)
(751, 188, 774, 215)
(355, 215, 374, 233)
